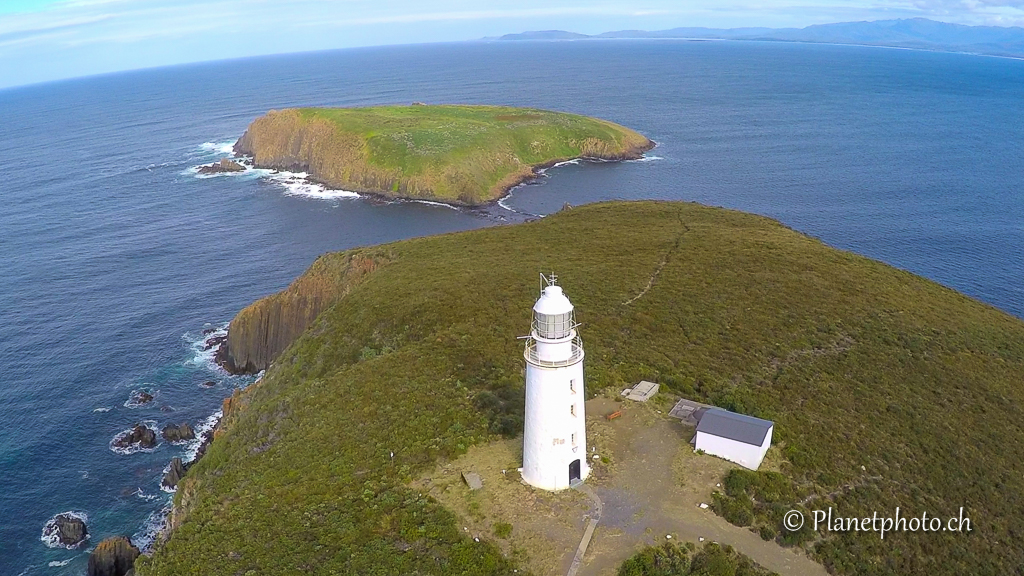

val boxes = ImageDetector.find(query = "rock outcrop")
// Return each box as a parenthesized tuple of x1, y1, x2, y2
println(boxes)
(197, 158, 245, 174)
(127, 390, 154, 405)
(44, 513, 88, 547)
(87, 536, 140, 576)
(161, 423, 195, 442)
(113, 424, 157, 449)
(216, 249, 388, 374)
(203, 334, 226, 351)
(161, 457, 187, 490)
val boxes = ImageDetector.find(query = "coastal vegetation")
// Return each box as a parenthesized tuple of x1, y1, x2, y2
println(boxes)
(233, 105, 653, 205)
(139, 201, 1024, 575)
(617, 542, 778, 576)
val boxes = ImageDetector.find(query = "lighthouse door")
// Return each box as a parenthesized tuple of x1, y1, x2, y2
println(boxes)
(569, 459, 581, 483)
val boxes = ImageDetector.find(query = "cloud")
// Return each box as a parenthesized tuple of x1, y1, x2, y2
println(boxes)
(1, 0, 1023, 88)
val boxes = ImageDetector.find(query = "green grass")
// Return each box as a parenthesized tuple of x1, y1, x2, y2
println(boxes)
(139, 201, 1024, 576)
(236, 105, 651, 204)
(493, 522, 513, 539)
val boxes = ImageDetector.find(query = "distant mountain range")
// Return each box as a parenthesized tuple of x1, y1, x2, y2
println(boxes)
(489, 18, 1024, 59)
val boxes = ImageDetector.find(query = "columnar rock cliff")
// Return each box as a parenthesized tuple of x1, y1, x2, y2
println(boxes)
(216, 249, 388, 374)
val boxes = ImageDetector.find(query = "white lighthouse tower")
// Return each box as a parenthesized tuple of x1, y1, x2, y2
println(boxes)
(521, 275, 589, 491)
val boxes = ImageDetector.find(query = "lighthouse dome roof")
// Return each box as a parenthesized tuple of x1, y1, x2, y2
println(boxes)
(534, 285, 574, 315)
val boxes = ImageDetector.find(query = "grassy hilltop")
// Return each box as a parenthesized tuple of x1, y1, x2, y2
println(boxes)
(139, 202, 1024, 576)
(233, 105, 653, 205)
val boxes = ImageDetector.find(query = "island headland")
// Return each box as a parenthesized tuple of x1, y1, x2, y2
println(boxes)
(232, 104, 654, 206)
(134, 201, 1024, 576)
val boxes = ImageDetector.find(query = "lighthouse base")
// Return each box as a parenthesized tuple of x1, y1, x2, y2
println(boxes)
(521, 458, 591, 492)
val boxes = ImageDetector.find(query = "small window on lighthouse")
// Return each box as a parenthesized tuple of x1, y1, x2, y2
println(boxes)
(571, 433, 577, 446)
(570, 379, 576, 394)
(570, 404, 576, 417)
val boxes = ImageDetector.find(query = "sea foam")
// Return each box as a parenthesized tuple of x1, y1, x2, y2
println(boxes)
(182, 409, 223, 465)
(184, 323, 228, 372)
(265, 170, 360, 200)
(198, 141, 236, 155)
(132, 504, 172, 554)
(188, 147, 361, 200)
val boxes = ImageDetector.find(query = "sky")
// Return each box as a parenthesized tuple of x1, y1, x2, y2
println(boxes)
(1, 0, 1023, 89)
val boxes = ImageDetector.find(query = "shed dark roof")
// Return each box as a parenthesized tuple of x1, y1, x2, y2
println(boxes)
(696, 408, 773, 446)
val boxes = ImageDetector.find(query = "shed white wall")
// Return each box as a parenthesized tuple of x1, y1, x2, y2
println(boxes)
(522, 360, 589, 490)
(694, 425, 773, 471)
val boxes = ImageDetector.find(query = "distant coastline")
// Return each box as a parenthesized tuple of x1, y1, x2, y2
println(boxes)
(487, 18, 1024, 61)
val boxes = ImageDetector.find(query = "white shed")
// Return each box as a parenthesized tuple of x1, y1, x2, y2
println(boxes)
(693, 408, 773, 471)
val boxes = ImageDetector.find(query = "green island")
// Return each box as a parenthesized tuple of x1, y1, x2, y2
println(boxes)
(233, 105, 654, 205)
(135, 202, 1024, 576)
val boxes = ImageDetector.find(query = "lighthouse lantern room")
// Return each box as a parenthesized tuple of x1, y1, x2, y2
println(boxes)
(521, 274, 589, 491)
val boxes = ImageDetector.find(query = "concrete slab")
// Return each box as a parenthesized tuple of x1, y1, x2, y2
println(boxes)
(462, 471, 483, 490)
(624, 380, 659, 402)
(669, 398, 713, 426)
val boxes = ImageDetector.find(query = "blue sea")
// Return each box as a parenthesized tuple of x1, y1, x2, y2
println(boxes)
(0, 39, 1021, 575)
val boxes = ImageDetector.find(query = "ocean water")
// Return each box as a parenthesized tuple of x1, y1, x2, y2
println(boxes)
(0, 40, 1021, 574)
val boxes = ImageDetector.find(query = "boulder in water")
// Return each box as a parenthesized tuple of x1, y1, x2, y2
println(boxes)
(161, 423, 195, 442)
(113, 424, 157, 449)
(203, 334, 226, 351)
(198, 158, 245, 174)
(42, 512, 88, 548)
(87, 536, 140, 576)
(162, 457, 187, 490)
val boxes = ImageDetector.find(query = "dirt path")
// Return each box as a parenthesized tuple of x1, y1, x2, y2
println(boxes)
(580, 397, 827, 576)
(412, 395, 827, 576)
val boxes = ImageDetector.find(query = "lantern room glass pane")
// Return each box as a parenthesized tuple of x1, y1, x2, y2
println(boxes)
(534, 311, 573, 339)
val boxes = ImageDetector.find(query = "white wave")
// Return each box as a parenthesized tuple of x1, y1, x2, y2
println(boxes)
(48, 559, 73, 567)
(189, 151, 361, 201)
(133, 487, 161, 501)
(182, 410, 222, 464)
(497, 190, 522, 214)
(267, 170, 360, 200)
(552, 158, 582, 168)
(108, 421, 160, 455)
(628, 155, 663, 163)
(123, 388, 156, 409)
(132, 503, 172, 554)
(405, 198, 460, 211)
(198, 140, 236, 155)
(92, 407, 110, 413)
(40, 511, 89, 550)
(184, 323, 229, 372)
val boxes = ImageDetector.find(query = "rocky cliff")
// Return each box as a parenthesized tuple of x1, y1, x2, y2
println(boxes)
(216, 248, 388, 374)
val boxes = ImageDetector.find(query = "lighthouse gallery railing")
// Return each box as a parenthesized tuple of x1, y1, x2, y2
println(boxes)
(523, 335, 585, 368)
